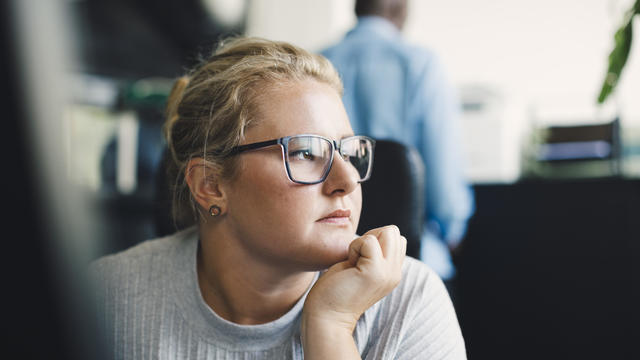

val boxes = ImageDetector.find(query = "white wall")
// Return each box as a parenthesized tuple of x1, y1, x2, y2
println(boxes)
(246, 0, 639, 117)
(246, 0, 356, 51)
(403, 0, 640, 121)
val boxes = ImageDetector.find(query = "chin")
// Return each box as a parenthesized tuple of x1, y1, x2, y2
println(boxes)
(290, 227, 355, 270)
(316, 235, 353, 267)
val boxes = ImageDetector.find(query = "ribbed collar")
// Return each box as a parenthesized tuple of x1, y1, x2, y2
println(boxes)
(170, 228, 318, 351)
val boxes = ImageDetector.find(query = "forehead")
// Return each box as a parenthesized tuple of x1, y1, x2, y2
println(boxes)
(246, 79, 353, 142)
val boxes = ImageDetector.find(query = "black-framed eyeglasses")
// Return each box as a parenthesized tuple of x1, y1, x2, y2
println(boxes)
(227, 134, 376, 185)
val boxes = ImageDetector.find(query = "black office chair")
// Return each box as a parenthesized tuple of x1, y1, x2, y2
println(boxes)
(154, 139, 426, 259)
(357, 139, 425, 259)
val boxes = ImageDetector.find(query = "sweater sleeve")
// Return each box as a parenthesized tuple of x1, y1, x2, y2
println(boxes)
(360, 258, 467, 360)
(395, 260, 467, 359)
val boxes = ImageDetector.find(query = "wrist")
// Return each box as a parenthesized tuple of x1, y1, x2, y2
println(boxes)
(301, 312, 360, 360)
(301, 307, 359, 335)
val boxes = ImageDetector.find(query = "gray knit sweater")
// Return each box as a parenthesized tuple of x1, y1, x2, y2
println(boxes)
(90, 227, 466, 359)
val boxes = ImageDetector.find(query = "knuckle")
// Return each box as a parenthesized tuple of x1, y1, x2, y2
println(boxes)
(352, 234, 370, 246)
(380, 225, 401, 240)
(362, 234, 379, 246)
(353, 234, 380, 255)
(383, 225, 399, 235)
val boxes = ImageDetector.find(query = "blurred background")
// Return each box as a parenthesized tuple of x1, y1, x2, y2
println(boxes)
(5, 0, 638, 359)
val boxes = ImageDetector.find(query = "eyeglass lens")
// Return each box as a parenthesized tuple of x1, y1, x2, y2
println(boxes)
(285, 136, 372, 183)
(341, 137, 373, 180)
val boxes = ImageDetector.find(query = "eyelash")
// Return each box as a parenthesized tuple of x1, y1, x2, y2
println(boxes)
(290, 150, 315, 161)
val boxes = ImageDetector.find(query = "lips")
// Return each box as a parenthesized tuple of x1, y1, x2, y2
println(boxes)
(317, 209, 351, 222)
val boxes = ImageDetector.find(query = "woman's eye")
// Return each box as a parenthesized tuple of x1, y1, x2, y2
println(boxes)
(290, 150, 315, 161)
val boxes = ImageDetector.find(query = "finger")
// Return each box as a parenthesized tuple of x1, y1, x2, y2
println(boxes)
(393, 236, 407, 269)
(362, 226, 386, 238)
(389, 234, 406, 257)
(376, 225, 401, 259)
(400, 236, 407, 257)
(324, 259, 352, 275)
(381, 233, 405, 271)
(384, 235, 406, 286)
(348, 234, 384, 265)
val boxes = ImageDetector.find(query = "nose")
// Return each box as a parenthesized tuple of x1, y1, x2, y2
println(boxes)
(322, 153, 359, 196)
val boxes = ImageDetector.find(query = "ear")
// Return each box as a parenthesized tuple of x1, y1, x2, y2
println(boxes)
(184, 158, 227, 216)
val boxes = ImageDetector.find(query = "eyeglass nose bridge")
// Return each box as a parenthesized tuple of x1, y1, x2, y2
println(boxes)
(331, 139, 353, 161)
(284, 139, 349, 185)
(323, 139, 366, 182)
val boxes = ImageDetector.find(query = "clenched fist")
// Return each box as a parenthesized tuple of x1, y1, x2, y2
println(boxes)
(301, 225, 407, 359)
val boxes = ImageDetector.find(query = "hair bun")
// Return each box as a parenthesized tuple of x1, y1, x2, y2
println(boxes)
(164, 76, 191, 144)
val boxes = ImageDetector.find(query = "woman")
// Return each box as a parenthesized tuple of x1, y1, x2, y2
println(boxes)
(91, 37, 466, 359)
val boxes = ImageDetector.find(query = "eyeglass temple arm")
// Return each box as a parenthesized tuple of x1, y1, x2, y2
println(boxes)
(227, 139, 281, 156)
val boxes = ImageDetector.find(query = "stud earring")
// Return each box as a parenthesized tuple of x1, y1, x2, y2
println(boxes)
(209, 205, 222, 217)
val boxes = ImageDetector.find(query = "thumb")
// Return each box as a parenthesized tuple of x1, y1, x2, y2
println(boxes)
(324, 259, 352, 275)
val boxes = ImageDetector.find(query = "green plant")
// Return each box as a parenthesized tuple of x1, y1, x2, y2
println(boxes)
(597, 0, 640, 104)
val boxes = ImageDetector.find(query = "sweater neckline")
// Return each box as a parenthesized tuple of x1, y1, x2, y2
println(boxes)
(170, 229, 318, 351)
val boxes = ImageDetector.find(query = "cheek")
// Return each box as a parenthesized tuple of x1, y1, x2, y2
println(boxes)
(229, 158, 316, 227)
(352, 186, 363, 225)
(260, 184, 312, 220)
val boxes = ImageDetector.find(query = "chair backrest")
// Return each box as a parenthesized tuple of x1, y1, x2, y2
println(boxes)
(357, 139, 425, 259)
(154, 139, 426, 259)
(153, 149, 179, 238)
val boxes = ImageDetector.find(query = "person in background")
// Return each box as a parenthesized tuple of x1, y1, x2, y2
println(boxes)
(322, 0, 475, 285)
(90, 37, 466, 359)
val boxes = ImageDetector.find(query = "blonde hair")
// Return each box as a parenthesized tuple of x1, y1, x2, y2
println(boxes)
(164, 36, 343, 227)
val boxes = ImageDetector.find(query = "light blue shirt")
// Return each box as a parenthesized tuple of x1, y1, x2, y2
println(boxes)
(322, 16, 475, 279)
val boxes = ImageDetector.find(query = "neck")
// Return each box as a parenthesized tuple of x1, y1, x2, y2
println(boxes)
(196, 226, 316, 325)
(360, 14, 403, 31)
(389, 18, 403, 31)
